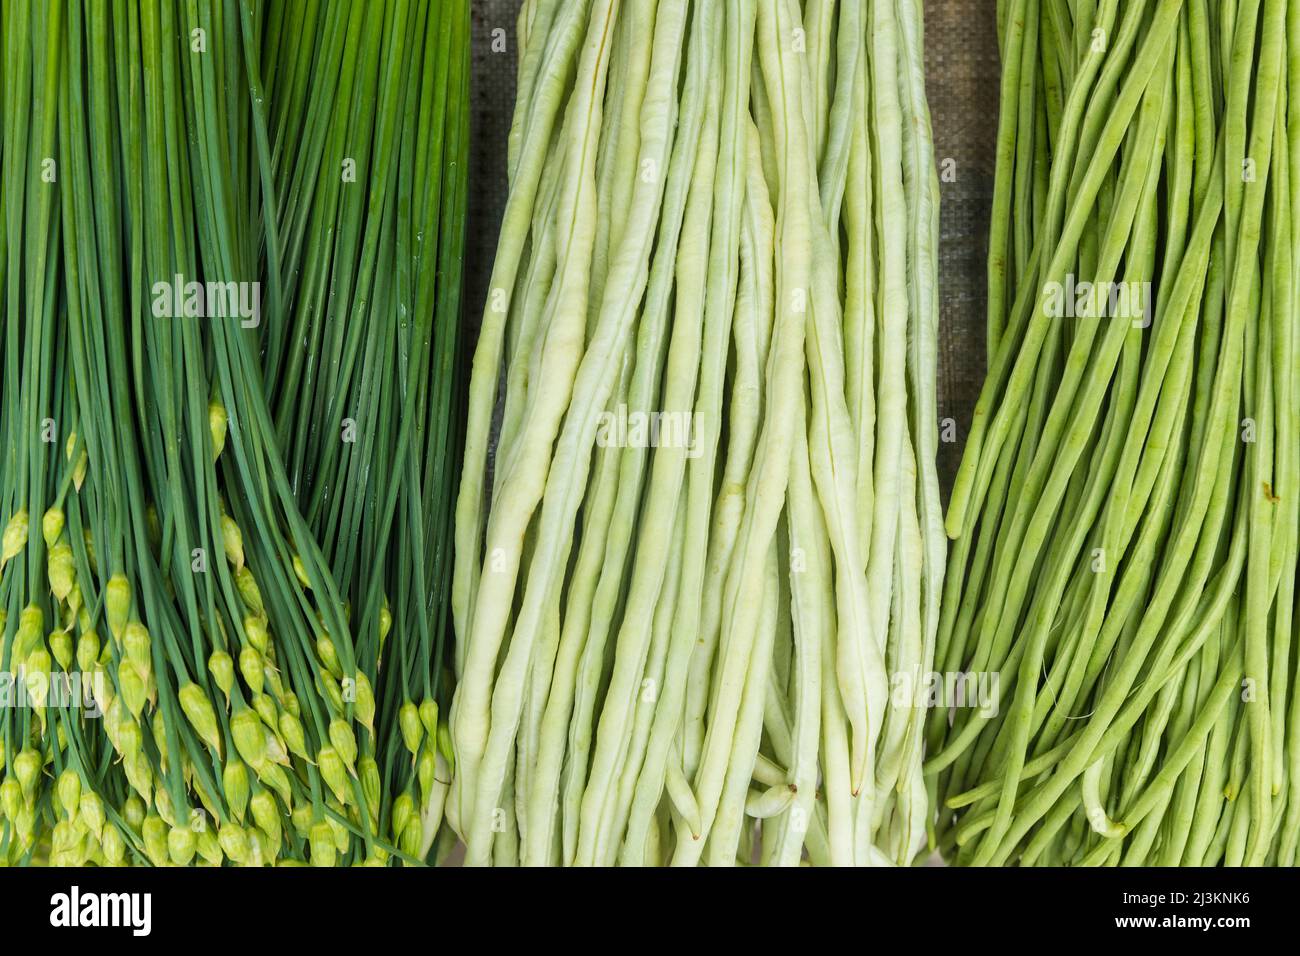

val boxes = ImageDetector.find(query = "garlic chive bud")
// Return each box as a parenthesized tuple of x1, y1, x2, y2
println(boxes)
(222, 761, 250, 823)
(123, 621, 152, 673)
(119, 667, 149, 719)
(378, 601, 392, 646)
(105, 574, 131, 641)
(116, 714, 143, 759)
(254, 826, 280, 865)
(399, 701, 422, 757)
(94, 670, 117, 728)
(418, 748, 437, 802)
(13, 804, 36, 847)
(76, 631, 100, 675)
(142, 814, 169, 866)
(318, 746, 349, 804)
(221, 515, 245, 570)
(101, 825, 126, 865)
(208, 649, 235, 699)
(47, 543, 75, 602)
(122, 795, 146, 832)
(218, 823, 249, 862)
(316, 669, 343, 712)
(400, 818, 423, 859)
(315, 634, 342, 678)
(1, 779, 22, 821)
(278, 711, 309, 760)
(50, 820, 75, 861)
(291, 803, 313, 838)
(65, 583, 83, 619)
(354, 672, 376, 734)
(26, 644, 52, 674)
(243, 615, 269, 653)
(80, 792, 106, 839)
(196, 826, 223, 866)
(41, 507, 65, 549)
(208, 399, 228, 461)
(309, 822, 336, 867)
(250, 791, 281, 846)
(252, 694, 279, 733)
(292, 554, 310, 589)
(52, 819, 79, 856)
(232, 709, 267, 769)
(282, 691, 301, 718)
(328, 719, 358, 770)
(168, 825, 197, 865)
(179, 682, 223, 755)
(1, 509, 29, 568)
(245, 831, 266, 868)
(329, 815, 350, 854)
(391, 792, 416, 840)
(25, 648, 52, 717)
(49, 630, 73, 670)
(260, 763, 294, 809)
(66, 434, 88, 490)
(124, 752, 153, 803)
(358, 756, 381, 810)
(262, 659, 285, 700)
(15, 605, 42, 661)
(56, 769, 81, 818)
(419, 698, 439, 740)
(154, 787, 178, 829)
(235, 567, 263, 614)
(239, 645, 265, 695)
(13, 749, 41, 801)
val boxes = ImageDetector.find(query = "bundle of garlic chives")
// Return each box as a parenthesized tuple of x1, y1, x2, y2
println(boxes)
(451, 0, 943, 866)
(928, 0, 1300, 866)
(0, 0, 466, 867)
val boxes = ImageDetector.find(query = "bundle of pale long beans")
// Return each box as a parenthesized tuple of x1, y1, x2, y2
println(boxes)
(450, 0, 942, 866)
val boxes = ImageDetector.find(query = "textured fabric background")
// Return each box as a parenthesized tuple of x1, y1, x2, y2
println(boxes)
(466, 0, 1003, 496)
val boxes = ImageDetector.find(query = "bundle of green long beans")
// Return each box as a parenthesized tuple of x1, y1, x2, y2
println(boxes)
(0, 0, 466, 866)
(451, 0, 943, 866)
(928, 0, 1300, 865)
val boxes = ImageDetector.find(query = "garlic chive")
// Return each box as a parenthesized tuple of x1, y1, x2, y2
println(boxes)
(208, 649, 236, 699)
(179, 682, 223, 755)
(40, 507, 65, 549)
(208, 400, 228, 462)
(0, 510, 28, 569)
(317, 747, 349, 804)
(223, 763, 251, 823)
(104, 575, 131, 641)
(399, 701, 423, 758)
